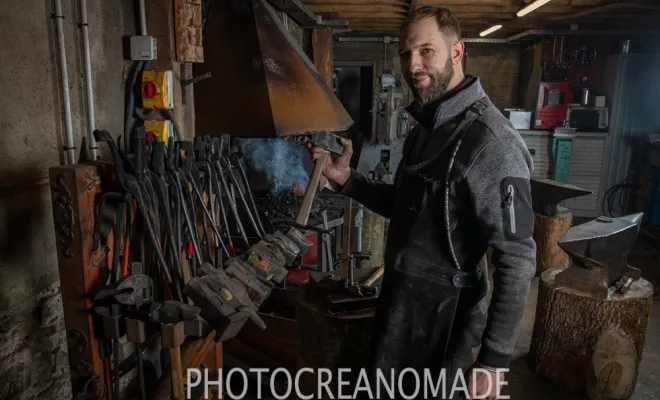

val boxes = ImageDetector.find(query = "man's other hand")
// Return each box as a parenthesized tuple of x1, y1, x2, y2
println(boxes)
(466, 363, 505, 400)
(308, 137, 353, 186)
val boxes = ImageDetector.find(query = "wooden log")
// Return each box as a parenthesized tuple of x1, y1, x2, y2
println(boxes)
(527, 268, 654, 399)
(295, 284, 375, 398)
(533, 213, 573, 274)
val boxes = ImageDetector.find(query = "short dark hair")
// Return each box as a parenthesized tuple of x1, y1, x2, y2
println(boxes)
(400, 6, 462, 41)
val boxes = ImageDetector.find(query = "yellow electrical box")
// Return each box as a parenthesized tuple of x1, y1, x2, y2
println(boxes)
(141, 70, 174, 110)
(144, 120, 173, 145)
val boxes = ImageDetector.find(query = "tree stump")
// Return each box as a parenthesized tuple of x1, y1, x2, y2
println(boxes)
(527, 268, 654, 400)
(295, 284, 375, 399)
(533, 213, 573, 274)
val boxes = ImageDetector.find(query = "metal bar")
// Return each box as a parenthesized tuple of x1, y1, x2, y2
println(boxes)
(267, 0, 318, 27)
(506, 29, 660, 42)
(337, 36, 509, 43)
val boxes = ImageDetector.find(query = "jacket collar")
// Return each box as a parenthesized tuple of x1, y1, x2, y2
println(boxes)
(405, 75, 487, 132)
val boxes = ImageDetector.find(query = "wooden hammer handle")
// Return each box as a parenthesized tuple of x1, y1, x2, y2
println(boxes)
(362, 267, 384, 287)
(153, 331, 217, 400)
(295, 153, 329, 227)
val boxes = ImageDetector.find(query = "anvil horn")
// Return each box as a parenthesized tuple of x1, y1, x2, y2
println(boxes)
(530, 178, 592, 217)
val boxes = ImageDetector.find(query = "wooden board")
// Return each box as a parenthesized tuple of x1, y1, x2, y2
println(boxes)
(174, 0, 204, 63)
(49, 163, 114, 398)
(527, 268, 654, 399)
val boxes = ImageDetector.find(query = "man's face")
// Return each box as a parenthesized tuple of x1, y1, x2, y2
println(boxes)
(399, 17, 457, 106)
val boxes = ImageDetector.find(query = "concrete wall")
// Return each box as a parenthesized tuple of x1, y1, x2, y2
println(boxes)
(334, 41, 521, 110)
(0, 0, 134, 398)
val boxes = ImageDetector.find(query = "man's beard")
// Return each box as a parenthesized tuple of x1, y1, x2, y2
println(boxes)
(408, 57, 454, 108)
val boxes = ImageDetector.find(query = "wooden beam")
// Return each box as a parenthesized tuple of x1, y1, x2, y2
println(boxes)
(330, 11, 407, 18)
(416, 4, 594, 13)
(307, 4, 406, 12)
(303, 0, 407, 4)
(409, 0, 419, 15)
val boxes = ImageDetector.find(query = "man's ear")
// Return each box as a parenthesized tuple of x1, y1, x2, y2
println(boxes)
(452, 40, 465, 66)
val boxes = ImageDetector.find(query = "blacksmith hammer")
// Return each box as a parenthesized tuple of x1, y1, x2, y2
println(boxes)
(553, 213, 644, 299)
(530, 178, 592, 217)
(295, 131, 345, 227)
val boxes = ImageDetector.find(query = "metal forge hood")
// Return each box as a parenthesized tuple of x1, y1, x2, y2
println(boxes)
(194, 0, 353, 138)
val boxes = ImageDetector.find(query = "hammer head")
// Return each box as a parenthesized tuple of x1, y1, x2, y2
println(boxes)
(530, 178, 592, 217)
(308, 132, 345, 157)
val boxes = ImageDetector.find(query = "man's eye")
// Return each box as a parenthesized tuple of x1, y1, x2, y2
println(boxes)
(421, 48, 433, 56)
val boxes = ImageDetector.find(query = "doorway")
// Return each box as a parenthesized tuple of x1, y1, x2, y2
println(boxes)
(334, 61, 374, 168)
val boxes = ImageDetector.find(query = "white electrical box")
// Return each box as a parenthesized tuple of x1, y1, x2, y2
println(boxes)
(130, 36, 157, 61)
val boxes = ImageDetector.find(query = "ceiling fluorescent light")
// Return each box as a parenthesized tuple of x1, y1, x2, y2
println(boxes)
(480, 25, 502, 37)
(517, 0, 553, 17)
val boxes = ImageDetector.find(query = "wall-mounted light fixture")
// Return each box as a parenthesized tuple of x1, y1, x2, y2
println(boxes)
(480, 24, 502, 37)
(516, 0, 553, 17)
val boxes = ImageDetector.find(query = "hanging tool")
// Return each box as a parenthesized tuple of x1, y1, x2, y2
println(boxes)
(184, 264, 254, 342)
(554, 213, 644, 299)
(94, 129, 181, 301)
(150, 301, 198, 400)
(225, 257, 274, 307)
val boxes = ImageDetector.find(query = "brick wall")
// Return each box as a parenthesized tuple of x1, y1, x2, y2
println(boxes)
(334, 41, 521, 110)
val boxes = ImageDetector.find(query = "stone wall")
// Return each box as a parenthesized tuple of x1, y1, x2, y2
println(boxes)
(464, 43, 521, 110)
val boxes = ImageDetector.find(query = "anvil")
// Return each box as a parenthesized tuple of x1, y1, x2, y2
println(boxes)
(530, 178, 592, 217)
(553, 213, 644, 299)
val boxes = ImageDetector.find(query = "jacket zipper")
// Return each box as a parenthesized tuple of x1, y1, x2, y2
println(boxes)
(507, 184, 516, 235)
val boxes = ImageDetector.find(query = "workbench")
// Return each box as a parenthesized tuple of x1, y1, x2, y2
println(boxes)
(519, 130, 609, 218)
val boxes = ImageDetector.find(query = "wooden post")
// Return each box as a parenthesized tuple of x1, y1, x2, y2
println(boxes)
(528, 268, 654, 399)
(533, 213, 573, 274)
(49, 163, 114, 398)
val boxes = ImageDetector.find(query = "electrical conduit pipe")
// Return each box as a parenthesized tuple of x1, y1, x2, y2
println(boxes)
(79, 0, 97, 159)
(54, 0, 76, 164)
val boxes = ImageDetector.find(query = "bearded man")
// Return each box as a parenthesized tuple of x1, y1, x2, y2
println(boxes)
(310, 6, 536, 400)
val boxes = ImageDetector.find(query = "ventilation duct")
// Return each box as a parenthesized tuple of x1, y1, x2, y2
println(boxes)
(194, 0, 353, 138)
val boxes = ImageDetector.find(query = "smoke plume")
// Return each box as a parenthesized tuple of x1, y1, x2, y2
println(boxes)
(241, 138, 310, 195)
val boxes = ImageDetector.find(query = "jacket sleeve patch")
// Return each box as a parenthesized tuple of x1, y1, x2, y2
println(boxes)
(499, 177, 534, 240)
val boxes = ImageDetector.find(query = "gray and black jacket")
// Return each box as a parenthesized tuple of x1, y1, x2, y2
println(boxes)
(339, 76, 537, 368)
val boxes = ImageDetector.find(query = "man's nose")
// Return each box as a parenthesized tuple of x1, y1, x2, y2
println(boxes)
(407, 52, 423, 74)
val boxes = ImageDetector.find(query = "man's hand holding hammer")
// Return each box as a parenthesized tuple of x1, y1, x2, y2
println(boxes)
(308, 137, 354, 189)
